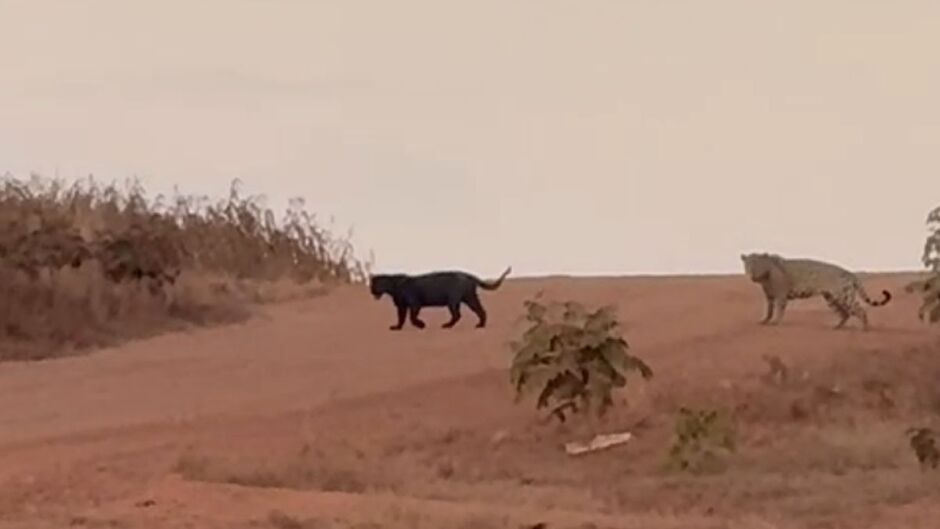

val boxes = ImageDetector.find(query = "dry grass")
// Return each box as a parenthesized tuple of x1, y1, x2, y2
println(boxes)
(262, 508, 525, 529)
(266, 510, 332, 529)
(174, 440, 376, 494)
(176, 341, 940, 527)
(0, 173, 367, 360)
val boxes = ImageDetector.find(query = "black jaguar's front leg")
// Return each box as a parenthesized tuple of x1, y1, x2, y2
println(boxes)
(390, 304, 407, 330)
(409, 305, 426, 329)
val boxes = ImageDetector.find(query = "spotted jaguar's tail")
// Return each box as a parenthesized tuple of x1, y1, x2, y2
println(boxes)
(478, 266, 512, 290)
(859, 286, 892, 306)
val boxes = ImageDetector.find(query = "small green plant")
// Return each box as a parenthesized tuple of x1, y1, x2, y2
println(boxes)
(509, 297, 652, 423)
(667, 407, 736, 473)
(906, 427, 939, 470)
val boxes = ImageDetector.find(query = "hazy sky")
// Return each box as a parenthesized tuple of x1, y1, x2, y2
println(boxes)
(2, 1, 939, 276)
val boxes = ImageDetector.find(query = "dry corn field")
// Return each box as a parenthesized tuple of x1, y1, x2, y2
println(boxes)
(0, 174, 366, 360)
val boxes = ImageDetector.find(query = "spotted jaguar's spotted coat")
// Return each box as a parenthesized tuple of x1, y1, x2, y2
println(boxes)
(740, 253, 891, 330)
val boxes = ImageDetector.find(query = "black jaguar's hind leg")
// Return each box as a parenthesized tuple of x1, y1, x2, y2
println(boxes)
(390, 304, 407, 330)
(408, 305, 426, 329)
(464, 292, 487, 328)
(442, 302, 462, 328)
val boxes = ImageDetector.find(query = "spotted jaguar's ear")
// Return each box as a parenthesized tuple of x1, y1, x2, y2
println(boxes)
(740, 254, 746, 261)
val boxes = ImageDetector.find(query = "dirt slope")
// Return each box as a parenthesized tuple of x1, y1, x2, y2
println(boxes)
(1, 273, 937, 528)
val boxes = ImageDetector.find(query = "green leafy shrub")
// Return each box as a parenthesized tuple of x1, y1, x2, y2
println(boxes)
(667, 407, 737, 473)
(509, 297, 652, 423)
(904, 273, 940, 323)
(922, 205, 940, 271)
(905, 206, 940, 322)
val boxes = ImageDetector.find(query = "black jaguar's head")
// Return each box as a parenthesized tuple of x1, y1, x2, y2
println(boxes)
(369, 275, 393, 299)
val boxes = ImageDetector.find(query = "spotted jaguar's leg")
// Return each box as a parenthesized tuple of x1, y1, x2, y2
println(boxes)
(823, 292, 850, 329)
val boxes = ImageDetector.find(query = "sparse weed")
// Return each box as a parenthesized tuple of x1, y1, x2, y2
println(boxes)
(267, 510, 330, 529)
(667, 407, 737, 474)
(761, 354, 790, 386)
(173, 444, 372, 494)
(906, 427, 940, 470)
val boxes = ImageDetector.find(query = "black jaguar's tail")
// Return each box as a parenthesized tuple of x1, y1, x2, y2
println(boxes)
(478, 266, 512, 290)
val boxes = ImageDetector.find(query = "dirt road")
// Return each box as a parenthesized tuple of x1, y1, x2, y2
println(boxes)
(1, 273, 936, 528)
